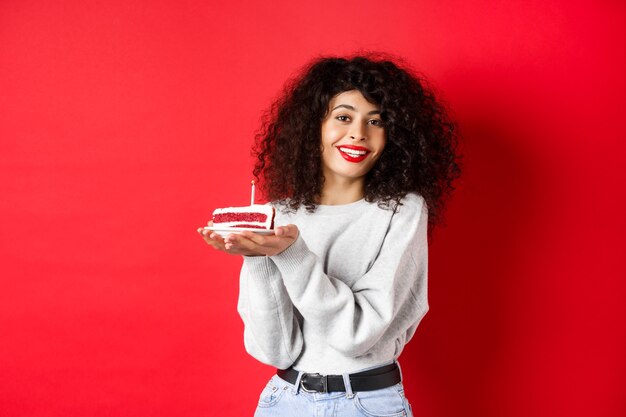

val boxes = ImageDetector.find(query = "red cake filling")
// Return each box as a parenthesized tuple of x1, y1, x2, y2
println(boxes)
(231, 224, 266, 229)
(213, 212, 268, 223)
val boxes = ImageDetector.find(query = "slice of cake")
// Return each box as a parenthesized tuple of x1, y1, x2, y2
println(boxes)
(212, 204, 275, 230)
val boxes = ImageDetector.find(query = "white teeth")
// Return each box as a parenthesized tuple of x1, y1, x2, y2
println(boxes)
(338, 147, 367, 157)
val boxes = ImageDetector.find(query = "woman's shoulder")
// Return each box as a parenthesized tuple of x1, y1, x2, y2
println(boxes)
(399, 192, 426, 207)
(393, 192, 427, 215)
(385, 193, 428, 230)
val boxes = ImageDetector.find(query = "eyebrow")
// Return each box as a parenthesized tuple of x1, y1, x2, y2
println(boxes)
(331, 104, 381, 115)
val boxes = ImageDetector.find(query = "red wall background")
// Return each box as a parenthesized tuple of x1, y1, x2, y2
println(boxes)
(1, 1, 624, 416)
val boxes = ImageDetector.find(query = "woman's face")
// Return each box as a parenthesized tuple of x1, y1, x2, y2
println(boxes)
(320, 90, 386, 184)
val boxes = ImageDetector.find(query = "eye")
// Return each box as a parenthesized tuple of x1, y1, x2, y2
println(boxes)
(368, 119, 384, 127)
(336, 115, 350, 122)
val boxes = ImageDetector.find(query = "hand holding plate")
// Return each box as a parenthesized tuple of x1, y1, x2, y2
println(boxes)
(197, 221, 262, 256)
(223, 224, 299, 256)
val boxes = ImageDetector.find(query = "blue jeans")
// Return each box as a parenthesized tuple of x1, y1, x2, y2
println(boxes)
(254, 363, 414, 417)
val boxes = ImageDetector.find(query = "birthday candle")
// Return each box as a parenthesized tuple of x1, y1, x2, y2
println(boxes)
(250, 180, 255, 206)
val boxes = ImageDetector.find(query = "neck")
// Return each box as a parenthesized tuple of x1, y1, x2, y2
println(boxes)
(318, 175, 365, 205)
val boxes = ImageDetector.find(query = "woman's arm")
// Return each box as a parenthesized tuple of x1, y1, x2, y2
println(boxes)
(236, 255, 303, 369)
(198, 222, 303, 368)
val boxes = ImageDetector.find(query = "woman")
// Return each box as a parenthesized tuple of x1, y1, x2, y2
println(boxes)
(199, 54, 461, 416)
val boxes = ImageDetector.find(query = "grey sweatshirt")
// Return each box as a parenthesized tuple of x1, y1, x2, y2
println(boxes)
(236, 193, 429, 375)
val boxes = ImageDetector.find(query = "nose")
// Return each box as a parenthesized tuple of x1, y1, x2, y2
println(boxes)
(349, 124, 366, 141)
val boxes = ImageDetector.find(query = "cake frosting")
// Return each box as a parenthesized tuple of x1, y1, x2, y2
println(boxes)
(212, 204, 275, 229)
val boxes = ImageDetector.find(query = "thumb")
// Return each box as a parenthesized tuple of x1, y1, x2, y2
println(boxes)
(276, 224, 299, 238)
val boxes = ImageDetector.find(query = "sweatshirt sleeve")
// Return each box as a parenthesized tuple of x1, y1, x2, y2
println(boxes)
(269, 196, 428, 358)
(236, 255, 303, 369)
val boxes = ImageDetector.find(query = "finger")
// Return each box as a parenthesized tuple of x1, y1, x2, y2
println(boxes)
(199, 228, 226, 250)
(198, 227, 210, 239)
(223, 233, 239, 244)
(199, 227, 211, 239)
(275, 224, 298, 238)
(225, 233, 263, 254)
(239, 231, 268, 246)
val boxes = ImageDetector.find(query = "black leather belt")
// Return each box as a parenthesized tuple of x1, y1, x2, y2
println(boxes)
(276, 363, 401, 393)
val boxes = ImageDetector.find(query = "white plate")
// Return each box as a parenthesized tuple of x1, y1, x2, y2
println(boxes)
(203, 226, 275, 237)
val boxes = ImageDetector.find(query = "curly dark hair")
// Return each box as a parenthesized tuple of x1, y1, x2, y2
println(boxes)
(252, 53, 462, 230)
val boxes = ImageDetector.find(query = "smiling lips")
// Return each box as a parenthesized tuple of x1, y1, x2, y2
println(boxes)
(337, 145, 371, 163)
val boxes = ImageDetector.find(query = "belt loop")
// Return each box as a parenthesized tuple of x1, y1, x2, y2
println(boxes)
(395, 360, 403, 382)
(292, 370, 304, 395)
(342, 372, 355, 399)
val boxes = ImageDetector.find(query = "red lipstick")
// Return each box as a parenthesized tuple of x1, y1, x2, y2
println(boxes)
(336, 145, 371, 163)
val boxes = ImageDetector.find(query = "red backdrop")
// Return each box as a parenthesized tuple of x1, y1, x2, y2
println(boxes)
(1, 1, 624, 416)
